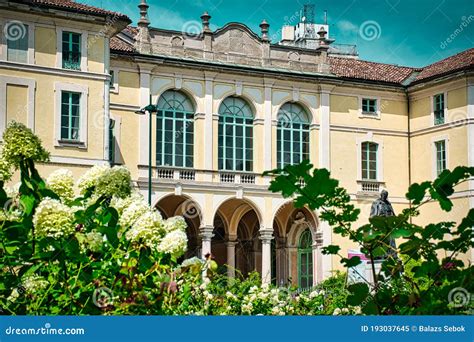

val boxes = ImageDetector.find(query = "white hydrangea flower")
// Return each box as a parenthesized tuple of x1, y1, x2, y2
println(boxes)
(79, 230, 103, 252)
(163, 216, 187, 233)
(157, 229, 188, 257)
(47, 169, 75, 202)
(33, 197, 75, 239)
(94, 166, 132, 198)
(76, 165, 108, 195)
(4, 182, 21, 198)
(0, 153, 13, 182)
(22, 274, 49, 293)
(332, 308, 341, 315)
(7, 288, 20, 302)
(125, 209, 163, 250)
(110, 191, 144, 215)
(119, 198, 149, 228)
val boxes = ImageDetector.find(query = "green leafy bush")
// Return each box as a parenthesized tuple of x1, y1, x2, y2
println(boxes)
(265, 160, 474, 315)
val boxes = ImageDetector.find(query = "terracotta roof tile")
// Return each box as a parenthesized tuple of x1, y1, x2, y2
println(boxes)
(25, 0, 129, 20)
(414, 48, 474, 81)
(328, 56, 415, 84)
(110, 36, 135, 53)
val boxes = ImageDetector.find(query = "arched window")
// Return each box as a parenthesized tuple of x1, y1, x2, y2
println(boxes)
(361, 142, 378, 180)
(298, 228, 313, 289)
(218, 97, 253, 171)
(277, 103, 310, 168)
(156, 90, 194, 168)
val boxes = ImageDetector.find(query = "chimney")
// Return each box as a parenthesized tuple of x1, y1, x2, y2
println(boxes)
(260, 19, 270, 42)
(317, 26, 329, 50)
(135, 0, 152, 54)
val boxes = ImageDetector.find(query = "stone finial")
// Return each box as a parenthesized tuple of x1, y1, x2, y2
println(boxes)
(201, 11, 211, 33)
(260, 19, 270, 42)
(138, 0, 150, 28)
(317, 26, 328, 45)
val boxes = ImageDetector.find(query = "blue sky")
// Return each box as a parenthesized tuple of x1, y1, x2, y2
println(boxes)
(84, 0, 473, 68)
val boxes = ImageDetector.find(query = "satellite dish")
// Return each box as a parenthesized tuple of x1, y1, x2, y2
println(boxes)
(301, 16, 306, 22)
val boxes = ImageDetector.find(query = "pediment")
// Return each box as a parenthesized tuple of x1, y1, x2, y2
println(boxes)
(213, 23, 263, 56)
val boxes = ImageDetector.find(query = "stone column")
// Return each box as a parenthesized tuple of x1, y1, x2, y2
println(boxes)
(226, 237, 237, 278)
(276, 237, 288, 285)
(200, 225, 214, 259)
(313, 230, 324, 285)
(260, 229, 273, 284)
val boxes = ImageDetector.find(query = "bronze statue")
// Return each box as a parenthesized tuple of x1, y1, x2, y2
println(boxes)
(370, 190, 397, 258)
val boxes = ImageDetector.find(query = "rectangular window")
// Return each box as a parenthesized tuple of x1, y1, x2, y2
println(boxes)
(433, 93, 445, 125)
(435, 140, 446, 176)
(362, 98, 377, 114)
(109, 71, 115, 89)
(361, 142, 378, 180)
(60, 91, 81, 141)
(7, 23, 28, 63)
(62, 32, 81, 70)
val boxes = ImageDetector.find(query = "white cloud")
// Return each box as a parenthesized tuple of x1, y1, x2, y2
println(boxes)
(336, 20, 358, 33)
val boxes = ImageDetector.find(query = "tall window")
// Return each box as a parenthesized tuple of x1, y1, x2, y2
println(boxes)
(361, 142, 378, 180)
(435, 140, 447, 176)
(60, 91, 81, 141)
(218, 97, 253, 171)
(433, 93, 445, 125)
(62, 32, 81, 70)
(298, 229, 313, 289)
(156, 90, 194, 168)
(6, 22, 28, 63)
(277, 103, 310, 168)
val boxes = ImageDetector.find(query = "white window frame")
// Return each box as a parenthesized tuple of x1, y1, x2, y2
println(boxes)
(359, 96, 381, 119)
(109, 67, 119, 94)
(56, 27, 88, 71)
(0, 19, 35, 64)
(432, 135, 449, 180)
(430, 91, 448, 126)
(356, 134, 384, 182)
(54, 82, 88, 147)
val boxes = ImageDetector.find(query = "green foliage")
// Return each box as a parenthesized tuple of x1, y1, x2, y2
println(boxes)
(266, 161, 474, 315)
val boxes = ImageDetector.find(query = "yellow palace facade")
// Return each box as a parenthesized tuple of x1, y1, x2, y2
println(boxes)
(0, 0, 473, 286)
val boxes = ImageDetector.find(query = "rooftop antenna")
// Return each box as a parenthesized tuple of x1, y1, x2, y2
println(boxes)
(302, 4, 315, 24)
(324, 10, 327, 25)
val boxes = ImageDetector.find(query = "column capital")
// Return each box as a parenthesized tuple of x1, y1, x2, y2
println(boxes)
(199, 225, 214, 240)
(259, 228, 273, 243)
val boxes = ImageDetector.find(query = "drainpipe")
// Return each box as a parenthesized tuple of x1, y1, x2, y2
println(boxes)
(405, 88, 412, 223)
